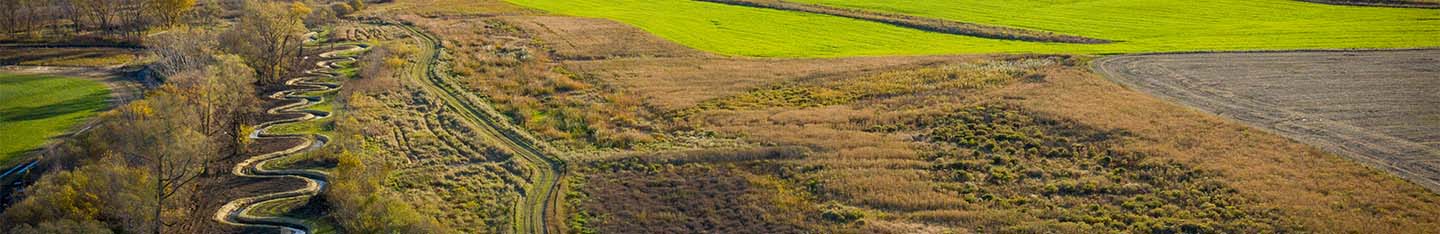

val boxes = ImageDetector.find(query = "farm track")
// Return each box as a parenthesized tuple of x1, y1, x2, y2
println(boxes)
(395, 23, 566, 234)
(1093, 49, 1440, 194)
(212, 39, 368, 234)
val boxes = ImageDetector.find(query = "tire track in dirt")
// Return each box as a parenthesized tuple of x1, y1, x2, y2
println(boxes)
(212, 39, 368, 234)
(1093, 49, 1440, 194)
(394, 23, 566, 234)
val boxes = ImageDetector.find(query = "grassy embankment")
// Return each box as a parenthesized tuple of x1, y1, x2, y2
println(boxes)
(0, 48, 141, 67)
(505, 0, 1440, 56)
(0, 73, 109, 165)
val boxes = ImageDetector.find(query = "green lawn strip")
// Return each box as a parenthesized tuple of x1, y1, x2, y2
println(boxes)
(0, 72, 110, 166)
(266, 97, 337, 136)
(504, 0, 1440, 57)
(332, 47, 368, 58)
(308, 26, 336, 46)
(245, 196, 341, 234)
(335, 65, 359, 79)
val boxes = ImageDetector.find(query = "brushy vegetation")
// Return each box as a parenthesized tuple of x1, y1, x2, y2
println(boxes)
(415, 18, 664, 150)
(0, 73, 110, 165)
(560, 53, 1440, 233)
(1004, 61, 1440, 233)
(556, 57, 1071, 233)
(897, 103, 1296, 233)
(1, 156, 145, 234)
(505, 0, 1440, 56)
(359, 0, 538, 17)
(0, 48, 141, 67)
(569, 159, 839, 233)
(320, 136, 450, 233)
(4, 54, 260, 233)
(687, 58, 1054, 113)
(328, 28, 528, 233)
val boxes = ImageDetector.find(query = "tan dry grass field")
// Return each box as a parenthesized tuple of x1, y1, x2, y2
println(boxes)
(361, 0, 1440, 233)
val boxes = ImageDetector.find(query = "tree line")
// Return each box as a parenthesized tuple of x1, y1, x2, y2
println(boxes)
(0, 0, 198, 45)
(0, 0, 366, 233)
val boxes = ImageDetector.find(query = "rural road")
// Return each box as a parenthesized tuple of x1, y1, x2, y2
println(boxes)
(1093, 49, 1440, 194)
(397, 23, 567, 234)
(212, 40, 368, 234)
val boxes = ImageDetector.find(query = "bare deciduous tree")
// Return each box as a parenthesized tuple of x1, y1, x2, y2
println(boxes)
(221, 1, 311, 86)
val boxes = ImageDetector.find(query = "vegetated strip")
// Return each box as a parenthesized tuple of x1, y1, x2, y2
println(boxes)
(580, 146, 810, 165)
(1296, 0, 1440, 9)
(693, 0, 1110, 44)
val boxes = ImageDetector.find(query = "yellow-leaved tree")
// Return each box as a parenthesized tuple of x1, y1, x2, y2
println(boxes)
(150, 0, 196, 27)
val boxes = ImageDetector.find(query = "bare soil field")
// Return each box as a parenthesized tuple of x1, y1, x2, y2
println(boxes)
(1094, 49, 1440, 193)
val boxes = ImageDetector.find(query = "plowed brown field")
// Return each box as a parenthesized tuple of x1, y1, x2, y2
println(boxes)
(1095, 49, 1440, 193)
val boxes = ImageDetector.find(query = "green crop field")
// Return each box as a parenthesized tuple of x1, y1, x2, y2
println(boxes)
(504, 0, 1440, 57)
(0, 73, 110, 165)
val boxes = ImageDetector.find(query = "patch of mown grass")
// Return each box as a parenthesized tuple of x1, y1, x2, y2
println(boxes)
(0, 73, 109, 165)
(504, 0, 1440, 56)
(268, 91, 340, 136)
(246, 196, 341, 234)
(267, 115, 335, 136)
(335, 66, 359, 79)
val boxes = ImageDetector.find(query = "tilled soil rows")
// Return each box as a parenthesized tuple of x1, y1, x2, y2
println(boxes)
(1094, 49, 1440, 193)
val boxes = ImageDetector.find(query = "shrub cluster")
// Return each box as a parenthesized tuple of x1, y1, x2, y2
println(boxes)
(444, 19, 661, 150)
(906, 104, 1296, 233)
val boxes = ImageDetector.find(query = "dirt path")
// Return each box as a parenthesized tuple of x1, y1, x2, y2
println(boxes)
(1093, 49, 1440, 193)
(396, 23, 566, 234)
(211, 41, 368, 234)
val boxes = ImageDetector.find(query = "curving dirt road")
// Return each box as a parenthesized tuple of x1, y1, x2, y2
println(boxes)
(212, 40, 368, 234)
(395, 23, 567, 234)
(1094, 49, 1440, 194)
